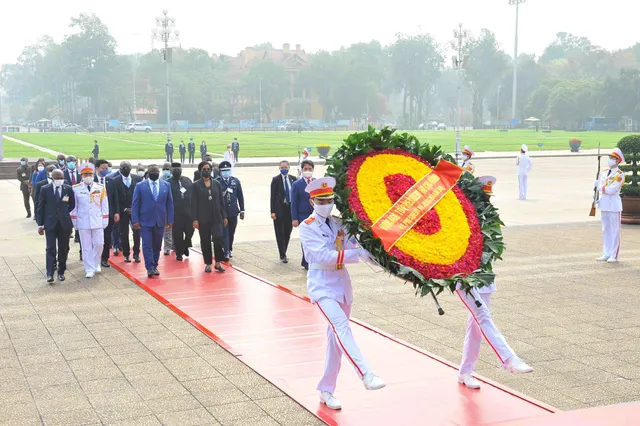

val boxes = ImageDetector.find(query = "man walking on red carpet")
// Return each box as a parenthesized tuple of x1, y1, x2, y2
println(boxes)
(299, 177, 385, 411)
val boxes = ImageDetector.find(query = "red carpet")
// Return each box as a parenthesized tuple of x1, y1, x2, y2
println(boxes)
(111, 250, 560, 425)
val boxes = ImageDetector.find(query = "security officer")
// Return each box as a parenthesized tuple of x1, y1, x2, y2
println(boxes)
(298, 177, 385, 410)
(231, 138, 240, 163)
(70, 162, 110, 278)
(200, 140, 208, 161)
(460, 145, 475, 174)
(92, 140, 100, 158)
(216, 161, 245, 259)
(179, 140, 187, 164)
(596, 147, 625, 263)
(165, 137, 174, 163)
(187, 138, 196, 164)
(168, 162, 194, 261)
(16, 157, 32, 218)
(161, 162, 174, 255)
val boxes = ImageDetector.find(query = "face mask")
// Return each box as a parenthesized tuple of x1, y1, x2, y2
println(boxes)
(83, 176, 93, 185)
(137, 170, 145, 177)
(148, 172, 160, 181)
(221, 170, 231, 178)
(119, 167, 130, 177)
(47, 172, 52, 178)
(280, 169, 289, 176)
(608, 158, 618, 168)
(99, 169, 108, 177)
(58, 159, 65, 165)
(462, 154, 469, 161)
(108, 167, 113, 173)
(53, 179, 64, 187)
(201, 170, 211, 178)
(38, 165, 45, 172)
(302, 171, 313, 178)
(67, 162, 76, 170)
(313, 202, 334, 218)
(172, 169, 182, 178)
(162, 170, 171, 179)
(20, 161, 26, 166)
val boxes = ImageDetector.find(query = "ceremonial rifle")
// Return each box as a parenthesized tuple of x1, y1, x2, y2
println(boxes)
(589, 142, 601, 217)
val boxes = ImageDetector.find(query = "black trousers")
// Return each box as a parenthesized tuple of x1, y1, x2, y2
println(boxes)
(102, 219, 114, 261)
(20, 183, 31, 215)
(180, 152, 186, 163)
(188, 152, 195, 164)
(119, 211, 140, 257)
(273, 206, 293, 259)
(225, 215, 238, 254)
(46, 222, 71, 276)
(233, 150, 239, 161)
(172, 216, 194, 257)
(166, 153, 173, 162)
(198, 222, 225, 265)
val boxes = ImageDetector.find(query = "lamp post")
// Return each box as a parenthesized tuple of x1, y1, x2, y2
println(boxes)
(152, 10, 179, 138)
(258, 77, 263, 129)
(509, 0, 526, 127)
(452, 23, 467, 163)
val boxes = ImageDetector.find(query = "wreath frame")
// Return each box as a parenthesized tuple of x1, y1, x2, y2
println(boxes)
(326, 126, 505, 296)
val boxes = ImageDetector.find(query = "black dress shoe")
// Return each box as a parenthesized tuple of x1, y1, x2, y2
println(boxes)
(164, 250, 170, 256)
(26, 213, 31, 218)
(184, 248, 189, 257)
(134, 255, 141, 263)
(79, 253, 83, 261)
(215, 264, 225, 273)
(176, 255, 183, 261)
(113, 249, 119, 256)
(58, 273, 65, 282)
(46, 275, 54, 283)
(147, 270, 154, 277)
(124, 256, 131, 263)
(281, 257, 289, 264)
(204, 265, 212, 273)
(153, 269, 160, 276)
(100, 260, 111, 268)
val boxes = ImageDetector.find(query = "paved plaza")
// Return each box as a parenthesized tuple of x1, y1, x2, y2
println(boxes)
(1, 155, 639, 424)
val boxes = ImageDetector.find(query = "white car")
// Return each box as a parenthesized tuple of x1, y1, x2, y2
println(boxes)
(126, 122, 152, 133)
(437, 123, 447, 130)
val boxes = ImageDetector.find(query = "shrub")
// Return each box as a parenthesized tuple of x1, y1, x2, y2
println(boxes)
(617, 135, 640, 197)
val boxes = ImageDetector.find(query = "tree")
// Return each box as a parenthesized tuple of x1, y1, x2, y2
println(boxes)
(544, 79, 602, 128)
(243, 59, 289, 121)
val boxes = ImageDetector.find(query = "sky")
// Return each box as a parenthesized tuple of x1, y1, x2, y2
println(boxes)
(1, 0, 638, 66)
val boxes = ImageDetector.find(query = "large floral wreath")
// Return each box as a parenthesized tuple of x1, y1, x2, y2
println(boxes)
(326, 127, 504, 296)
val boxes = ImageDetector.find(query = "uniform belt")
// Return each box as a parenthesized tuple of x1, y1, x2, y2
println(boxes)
(309, 264, 345, 271)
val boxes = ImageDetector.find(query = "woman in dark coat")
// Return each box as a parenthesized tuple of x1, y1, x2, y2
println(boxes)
(191, 161, 227, 272)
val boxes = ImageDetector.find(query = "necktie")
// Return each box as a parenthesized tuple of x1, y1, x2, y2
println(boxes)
(101, 177, 104, 185)
(607, 169, 612, 177)
(152, 181, 158, 200)
(56, 187, 61, 201)
(306, 178, 310, 185)
(71, 173, 76, 185)
(325, 217, 332, 230)
(285, 177, 290, 203)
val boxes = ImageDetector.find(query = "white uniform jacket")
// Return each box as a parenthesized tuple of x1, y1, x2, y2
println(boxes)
(461, 160, 475, 175)
(299, 215, 360, 304)
(598, 168, 625, 212)
(515, 154, 532, 176)
(70, 183, 110, 230)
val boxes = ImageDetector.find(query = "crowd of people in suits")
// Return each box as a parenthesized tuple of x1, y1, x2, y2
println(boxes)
(19, 146, 245, 282)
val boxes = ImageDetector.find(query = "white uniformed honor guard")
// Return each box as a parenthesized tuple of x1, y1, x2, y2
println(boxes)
(596, 148, 625, 263)
(460, 145, 475, 174)
(70, 162, 109, 278)
(299, 177, 385, 410)
(457, 176, 533, 389)
(516, 144, 533, 200)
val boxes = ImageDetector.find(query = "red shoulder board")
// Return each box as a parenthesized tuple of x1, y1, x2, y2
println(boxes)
(304, 216, 315, 225)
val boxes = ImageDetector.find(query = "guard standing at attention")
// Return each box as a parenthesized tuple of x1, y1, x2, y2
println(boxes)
(17, 157, 32, 218)
(596, 147, 626, 263)
(299, 177, 385, 410)
(461, 145, 475, 174)
(179, 140, 187, 164)
(165, 137, 174, 163)
(71, 162, 110, 278)
(187, 138, 196, 164)
(200, 140, 208, 161)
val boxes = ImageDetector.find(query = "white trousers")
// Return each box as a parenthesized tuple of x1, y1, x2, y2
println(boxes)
(456, 289, 514, 373)
(518, 175, 528, 199)
(601, 211, 621, 260)
(316, 297, 371, 393)
(79, 228, 104, 274)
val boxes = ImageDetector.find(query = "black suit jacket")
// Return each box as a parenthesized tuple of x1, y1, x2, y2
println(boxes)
(169, 176, 193, 219)
(113, 174, 142, 213)
(270, 174, 296, 217)
(191, 179, 227, 234)
(37, 183, 75, 232)
(63, 169, 80, 186)
(94, 176, 121, 218)
(34, 179, 51, 217)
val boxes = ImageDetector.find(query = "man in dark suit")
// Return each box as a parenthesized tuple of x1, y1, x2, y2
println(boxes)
(63, 156, 80, 186)
(216, 161, 245, 259)
(114, 161, 142, 263)
(200, 141, 208, 161)
(95, 160, 120, 268)
(37, 169, 75, 282)
(192, 161, 226, 273)
(179, 141, 187, 164)
(168, 162, 194, 261)
(132, 164, 174, 277)
(187, 138, 196, 164)
(291, 159, 316, 270)
(17, 157, 32, 218)
(92, 140, 100, 158)
(165, 138, 174, 162)
(231, 138, 240, 163)
(270, 161, 297, 263)
(34, 164, 55, 220)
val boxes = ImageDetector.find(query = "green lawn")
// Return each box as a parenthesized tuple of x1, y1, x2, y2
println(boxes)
(1, 137, 53, 159)
(4, 129, 633, 160)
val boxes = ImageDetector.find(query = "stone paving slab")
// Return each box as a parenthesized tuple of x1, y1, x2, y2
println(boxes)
(0, 254, 323, 426)
(228, 221, 640, 412)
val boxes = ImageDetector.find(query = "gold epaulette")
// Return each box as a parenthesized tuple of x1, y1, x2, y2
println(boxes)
(304, 216, 315, 225)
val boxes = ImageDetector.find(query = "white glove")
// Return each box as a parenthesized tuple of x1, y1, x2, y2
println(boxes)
(358, 248, 377, 265)
(594, 179, 600, 188)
